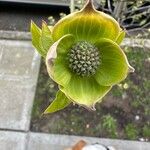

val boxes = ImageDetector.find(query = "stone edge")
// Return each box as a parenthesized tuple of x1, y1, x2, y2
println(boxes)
(0, 30, 150, 49)
(27, 132, 150, 150)
(0, 30, 31, 40)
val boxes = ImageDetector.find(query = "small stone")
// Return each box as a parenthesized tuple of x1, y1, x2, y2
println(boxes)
(139, 138, 145, 142)
(123, 83, 129, 89)
(86, 124, 90, 128)
(122, 93, 127, 99)
(135, 115, 140, 121)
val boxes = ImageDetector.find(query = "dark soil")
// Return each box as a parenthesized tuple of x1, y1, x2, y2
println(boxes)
(31, 46, 150, 141)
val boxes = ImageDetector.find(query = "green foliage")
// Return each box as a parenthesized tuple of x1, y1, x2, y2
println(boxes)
(111, 47, 150, 117)
(97, 0, 149, 31)
(30, 21, 43, 56)
(102, 114, 118, 138)
(41, 22, 53, 52)
(125, 124, 138, 140)
(143, 124, 150, 138)
(127, 47, 150, 116)
(30, 21, 53, 58)
(44, 91, 71, 114)
(116, 30, 126, 44)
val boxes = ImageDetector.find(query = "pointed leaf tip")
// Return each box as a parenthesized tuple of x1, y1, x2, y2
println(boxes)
(116, 30, 126, 45)
(52, 0, 120, 42)
(44, 90, 71, 114)
(89, 104, 96, 111)
(128, 66, 135, 73)
(81, 0, 95, 12)
(42, 20, 51, 33)
(42, 20, 47, 25)
(30, 21, 46, 57)
(41, 20, 53, 52)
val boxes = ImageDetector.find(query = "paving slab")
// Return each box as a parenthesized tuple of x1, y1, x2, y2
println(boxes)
(0, 130, 27, 150)
(0, 30, 31, 40)
(0, 39, 40, 131)
(27, 132, 150, 150)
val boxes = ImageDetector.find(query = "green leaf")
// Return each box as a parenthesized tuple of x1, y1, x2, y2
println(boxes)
(48, 26, 53, 32)
(31, 21, 54, 58)
(46, 34, 75, 86)
(60, 76, 111, 110)
(41, 21, 53, 53)
(52, 0, 121, 43)
(94, 38, 134, 86)
(116, 30, 126, 44)
(30, 21, 45, 57)
(44, 90, 71, 114)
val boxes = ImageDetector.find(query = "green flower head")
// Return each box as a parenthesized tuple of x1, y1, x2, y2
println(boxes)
(31, 0, 134, 113)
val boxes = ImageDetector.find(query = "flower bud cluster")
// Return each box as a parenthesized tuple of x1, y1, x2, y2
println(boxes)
(68, 41, 100, 77)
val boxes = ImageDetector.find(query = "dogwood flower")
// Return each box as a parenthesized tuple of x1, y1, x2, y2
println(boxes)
(31, 0, 134, 113)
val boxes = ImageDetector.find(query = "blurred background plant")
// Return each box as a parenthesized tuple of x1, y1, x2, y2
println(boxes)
(102, 114, 118, 138)
(125, 123, 138, 140)
(95, 0, 150, 32)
